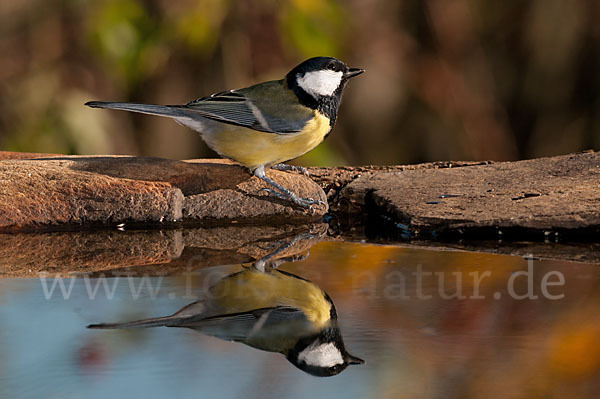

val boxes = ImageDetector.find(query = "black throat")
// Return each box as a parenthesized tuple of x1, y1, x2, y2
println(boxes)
(286, 75, 346, 127)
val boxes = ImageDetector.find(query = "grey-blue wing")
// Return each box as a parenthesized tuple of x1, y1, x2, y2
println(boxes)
(179, 81, 313, 134)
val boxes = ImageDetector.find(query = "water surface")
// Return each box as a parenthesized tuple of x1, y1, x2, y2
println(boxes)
(1, 241, 599, 398)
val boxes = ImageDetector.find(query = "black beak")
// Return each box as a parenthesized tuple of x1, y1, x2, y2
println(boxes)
(346, 354, 365, 365)
(344, 67, 365, 79)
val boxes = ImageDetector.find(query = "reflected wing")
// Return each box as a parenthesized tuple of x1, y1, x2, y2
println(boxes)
(177, 306, 308, 341)
(178, 81, 313, 134)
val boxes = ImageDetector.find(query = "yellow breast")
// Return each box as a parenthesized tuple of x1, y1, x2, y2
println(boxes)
(202, 111, 331, 171)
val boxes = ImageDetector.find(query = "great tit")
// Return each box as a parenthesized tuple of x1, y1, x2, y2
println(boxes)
(87, 264, 364, 377)
(85, 57, 364, 208)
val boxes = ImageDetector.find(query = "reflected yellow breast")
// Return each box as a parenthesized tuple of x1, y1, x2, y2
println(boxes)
(202, 111, 331, 171)
(209, 269, 332, 329)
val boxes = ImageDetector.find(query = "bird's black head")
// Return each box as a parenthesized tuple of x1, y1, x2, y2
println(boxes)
(286, 57, 364, 126)
(286, 323, 365, 377)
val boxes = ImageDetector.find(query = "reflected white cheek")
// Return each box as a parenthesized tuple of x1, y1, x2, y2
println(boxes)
(297, 342, 344, 368)
(297, 70, 343, 97)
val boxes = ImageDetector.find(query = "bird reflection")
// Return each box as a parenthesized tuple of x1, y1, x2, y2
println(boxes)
(88, 233, 364, 377)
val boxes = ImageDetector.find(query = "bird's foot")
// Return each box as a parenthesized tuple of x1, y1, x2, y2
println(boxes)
(271, 163, 310, 176)
(254, 165, 324, 211)
(252, 231, 316, 272)
(259, 188, 324, 210)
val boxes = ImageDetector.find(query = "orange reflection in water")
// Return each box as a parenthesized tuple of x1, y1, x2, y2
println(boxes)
(281, 242, 600, 398)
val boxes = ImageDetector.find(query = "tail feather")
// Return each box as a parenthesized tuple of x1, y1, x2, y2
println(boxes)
(85, 101, 186, 119)
(87, 315, 184, 329)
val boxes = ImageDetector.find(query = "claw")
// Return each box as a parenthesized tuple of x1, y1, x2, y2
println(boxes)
(298, 167, 310, 177)
(305, 198, 325, 206)
(271, 163, 310, 176)
(259, 188, 321, 209)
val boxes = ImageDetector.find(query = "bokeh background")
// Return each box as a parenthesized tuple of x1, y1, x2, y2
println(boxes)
(1, 0, 599, 166)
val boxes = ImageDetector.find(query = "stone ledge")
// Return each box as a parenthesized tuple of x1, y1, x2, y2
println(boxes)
(0, 153, 327, 231)
(330, 151, 599, 237)
(1, 151, 598, 237)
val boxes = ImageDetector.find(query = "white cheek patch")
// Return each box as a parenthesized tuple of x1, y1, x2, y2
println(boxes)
(297, 342, 344, 368)
(297, 70, 343, 97)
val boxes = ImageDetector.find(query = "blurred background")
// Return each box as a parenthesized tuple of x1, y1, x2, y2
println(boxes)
(1, 0, 599, 166)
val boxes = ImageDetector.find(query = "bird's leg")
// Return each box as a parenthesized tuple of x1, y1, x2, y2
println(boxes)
(253, 165, 323, 209)
(271, 163, 310, 176)
(252, 232, 313, 272)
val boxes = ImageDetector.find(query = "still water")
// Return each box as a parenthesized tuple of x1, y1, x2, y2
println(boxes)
(1, 238, 599, 398)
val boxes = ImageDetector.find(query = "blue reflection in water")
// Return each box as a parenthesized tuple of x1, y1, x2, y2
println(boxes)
(1, 241, 599, 399)
(0, 271, 367, 398)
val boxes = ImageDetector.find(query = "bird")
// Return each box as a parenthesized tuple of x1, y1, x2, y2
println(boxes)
(85, 56, 364, 209)
(87, 264, 364, 377)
